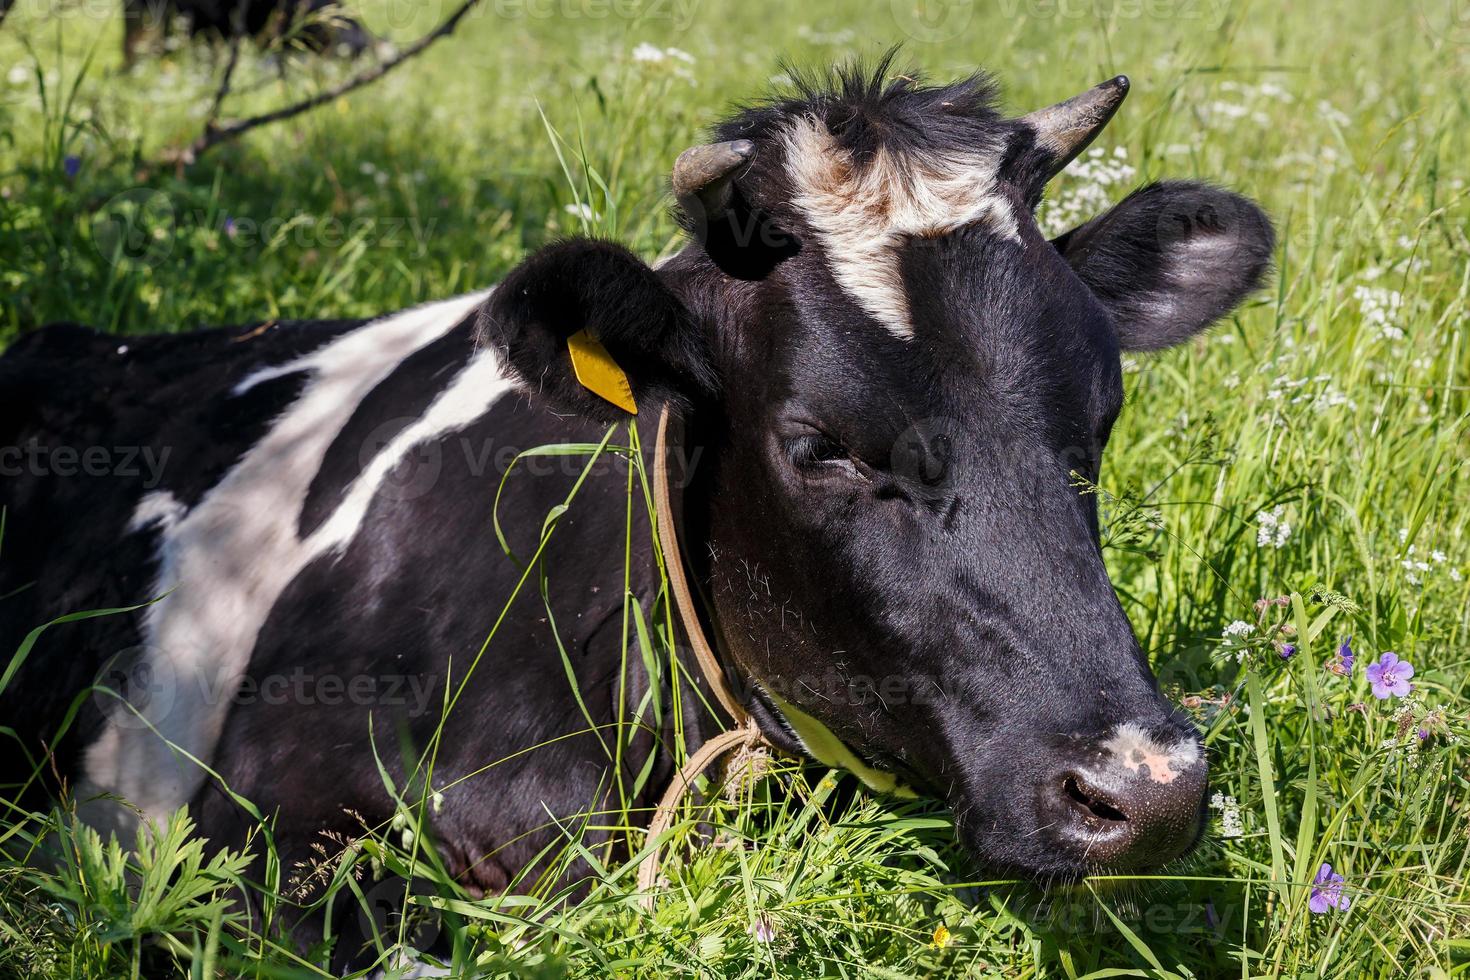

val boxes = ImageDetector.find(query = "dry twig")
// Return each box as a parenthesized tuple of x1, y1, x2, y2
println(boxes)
(162, 0, 484, 169)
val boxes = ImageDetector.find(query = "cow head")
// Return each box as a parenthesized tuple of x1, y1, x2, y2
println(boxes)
(479, 59, 1274, 879)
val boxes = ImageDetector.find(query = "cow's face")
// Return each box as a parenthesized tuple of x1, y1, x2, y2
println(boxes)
(481, 64, 1274, 879)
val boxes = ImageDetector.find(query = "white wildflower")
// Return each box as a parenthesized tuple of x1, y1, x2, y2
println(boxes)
(1209, 792, 1245, 839)
(1317, 100, 1351, 127)
(1223, 620, 1255, 639)
(1353, 284, 1405, 341)
(1256, 506, 1291, 549)
(1206, 100, 1250, 120)
(1040, 145, 1136, 236)
(631, 43, 696, 82)
(564, 202, 598, 222)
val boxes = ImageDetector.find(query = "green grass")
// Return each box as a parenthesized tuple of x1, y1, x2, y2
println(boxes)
(2, 0, 1469, 976)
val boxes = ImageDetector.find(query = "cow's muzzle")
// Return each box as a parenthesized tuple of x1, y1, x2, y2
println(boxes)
(1035, 719, 1208, 871)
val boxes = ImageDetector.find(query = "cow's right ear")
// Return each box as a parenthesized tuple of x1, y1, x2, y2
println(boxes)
(476, 238, 716, 422)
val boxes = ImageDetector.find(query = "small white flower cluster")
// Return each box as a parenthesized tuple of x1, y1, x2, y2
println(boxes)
(1200, 80, 1294, 129)
(1222, 620, 1255, 638)
(1209, 792, 1245, 839)
(631, 43, 696, 82)
(1221, 620, 1255, 662)
(1039, 146, 1136, 237)
(6, 65, 30, 86)
(1353, 284, 1406, 342)
(1396, 531, 1460, 585)
(1265, 373, 1357, 414)
(564, 201, 599, 223)
(1256, 505, 1291, 549)
(358, 160, 390, 188)
(1317, 100, 1352, 128)
(631, 42, 693, 64)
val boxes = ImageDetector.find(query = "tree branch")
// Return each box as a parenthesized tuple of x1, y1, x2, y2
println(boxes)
(163, 0, 483, 169)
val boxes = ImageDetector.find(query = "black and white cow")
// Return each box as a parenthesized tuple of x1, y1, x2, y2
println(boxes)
(0, 60, 1272, 952)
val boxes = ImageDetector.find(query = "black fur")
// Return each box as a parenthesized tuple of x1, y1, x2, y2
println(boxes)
(1051, 181, 1276, 350)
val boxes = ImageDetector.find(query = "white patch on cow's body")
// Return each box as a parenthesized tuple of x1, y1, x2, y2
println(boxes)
(128, 491, 186, 533)
(80, 290, 516, 836)
(782, 115, 1019, 339)
(1099, 722, 1200, 785)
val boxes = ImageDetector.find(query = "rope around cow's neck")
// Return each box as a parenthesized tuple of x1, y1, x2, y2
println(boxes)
(635, 405, 773, 909)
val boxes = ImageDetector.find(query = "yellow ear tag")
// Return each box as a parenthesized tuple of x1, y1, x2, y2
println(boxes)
(566, 329, 638, 415)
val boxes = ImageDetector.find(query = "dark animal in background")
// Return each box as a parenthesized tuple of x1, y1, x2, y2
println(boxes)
(0, 59, 1273, 964)
(122, 0, 373, 67)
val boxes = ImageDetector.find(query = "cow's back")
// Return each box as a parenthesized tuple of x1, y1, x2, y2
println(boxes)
(0, 315, 367, 801)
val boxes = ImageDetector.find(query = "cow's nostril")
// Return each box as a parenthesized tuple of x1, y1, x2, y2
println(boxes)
(1062, 773, 1127, 823)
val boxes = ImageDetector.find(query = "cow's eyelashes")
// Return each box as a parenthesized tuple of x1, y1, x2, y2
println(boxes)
(789, 433, 849, 466)
(786, 432, 870, 479)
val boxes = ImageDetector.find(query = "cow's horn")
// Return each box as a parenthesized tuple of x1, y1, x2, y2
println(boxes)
(1020, 75, 1130, 187)
(672, 139, 754, 220)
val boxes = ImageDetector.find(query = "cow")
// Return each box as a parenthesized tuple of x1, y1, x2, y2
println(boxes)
(0, 58, 1273, 962)
(122, 0, 374, 67)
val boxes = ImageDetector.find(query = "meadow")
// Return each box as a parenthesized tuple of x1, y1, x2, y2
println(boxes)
(1, 0, 1468, 976)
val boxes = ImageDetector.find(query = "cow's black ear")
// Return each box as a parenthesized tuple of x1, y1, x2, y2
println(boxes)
(1050, 181, 1275, 351)
(477, 238, 716, 422)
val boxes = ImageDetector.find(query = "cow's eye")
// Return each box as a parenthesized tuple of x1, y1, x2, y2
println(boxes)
(787, 431, 855, 471)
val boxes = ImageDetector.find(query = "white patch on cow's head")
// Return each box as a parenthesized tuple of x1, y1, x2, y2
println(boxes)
(80, 289, 517, 837)
(782, 114, 1019, 340)
(1100, 722, 1200, 785)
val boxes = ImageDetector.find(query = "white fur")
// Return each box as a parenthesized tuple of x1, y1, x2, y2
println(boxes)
(1099, 722, 1201, 786)
(782, 115, 1019, 339)
(80, 290, 512, 836)
(128, 491, 186, 533)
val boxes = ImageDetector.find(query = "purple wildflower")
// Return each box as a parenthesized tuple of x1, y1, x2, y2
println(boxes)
(1330, 636, 1355, 676)
(1365, 652, 1414, 699)
(223, 216, 237, 239)
(62, 155, 80, 179)
(1279, 643, 1297, 660)
(1308, 862, 1350, 914)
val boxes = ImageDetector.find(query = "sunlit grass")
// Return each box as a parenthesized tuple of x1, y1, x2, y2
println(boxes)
(1, 0, 1467, 975)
